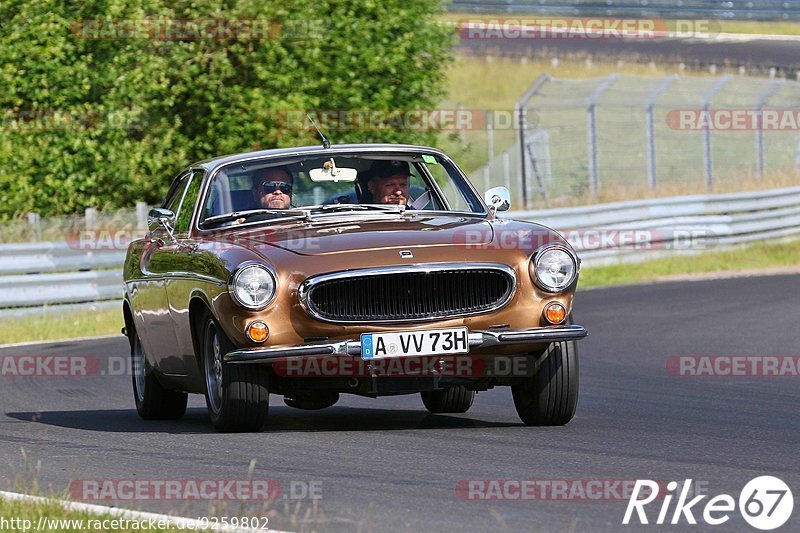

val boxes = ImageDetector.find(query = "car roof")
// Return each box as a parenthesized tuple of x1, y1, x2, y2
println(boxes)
(189, 144, 449, 174)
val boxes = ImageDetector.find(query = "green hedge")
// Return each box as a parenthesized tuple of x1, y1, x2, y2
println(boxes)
(0, 0, 454, 218)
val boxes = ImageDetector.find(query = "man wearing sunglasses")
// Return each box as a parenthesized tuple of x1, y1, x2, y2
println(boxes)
(252, 166, 293, 209)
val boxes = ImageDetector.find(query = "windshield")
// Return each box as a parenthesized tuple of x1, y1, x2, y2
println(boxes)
(198, 152, 484, 228)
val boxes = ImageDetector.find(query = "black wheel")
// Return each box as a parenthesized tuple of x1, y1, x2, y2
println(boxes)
(201, 313, 269, 432)
(511, 340, 579, 426)
(284, 392, 339, 410)
(130, 329, 187, 420)
(420, 386, 475, 414)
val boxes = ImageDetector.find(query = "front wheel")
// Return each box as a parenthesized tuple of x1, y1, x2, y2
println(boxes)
(511, 340, 579, 426)
(201, 313, 270, 432)
(130, 329, 187, 420)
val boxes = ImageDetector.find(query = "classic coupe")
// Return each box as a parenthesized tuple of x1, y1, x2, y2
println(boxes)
(122, 144, 587, 432)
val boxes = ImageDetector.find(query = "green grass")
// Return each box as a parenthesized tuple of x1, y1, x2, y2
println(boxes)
(579, 238, 800, 288)
(0, 497, 197, 532)
(0, 307, 123, 346)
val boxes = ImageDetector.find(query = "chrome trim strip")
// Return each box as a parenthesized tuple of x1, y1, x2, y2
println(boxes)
(298, 262, 517, 324)
(224, 325, 587, 363)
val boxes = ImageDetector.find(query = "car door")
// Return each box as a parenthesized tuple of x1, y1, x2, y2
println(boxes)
(139, 171, 192, 374)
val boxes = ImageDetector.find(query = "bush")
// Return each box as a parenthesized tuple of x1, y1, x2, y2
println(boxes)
(0, 0, 454, 218)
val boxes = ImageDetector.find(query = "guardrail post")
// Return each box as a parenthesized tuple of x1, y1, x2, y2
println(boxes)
(85, 208, 97, 231)
(135, 202, 149, 230)
(27, 212, 41, 242)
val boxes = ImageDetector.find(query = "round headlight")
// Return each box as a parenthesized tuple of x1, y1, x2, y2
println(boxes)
(230, 264, 276, 310)
(531, 246, 577, 292)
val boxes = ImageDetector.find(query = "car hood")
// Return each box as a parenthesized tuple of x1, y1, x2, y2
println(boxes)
(230, 215, 496, 256)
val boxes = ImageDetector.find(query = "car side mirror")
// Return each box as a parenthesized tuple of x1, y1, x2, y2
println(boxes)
(484, 187, 511, 213)
(148, 207, 176, 240)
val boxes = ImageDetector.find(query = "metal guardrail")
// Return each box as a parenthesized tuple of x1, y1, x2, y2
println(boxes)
(1, 186, 799, 314)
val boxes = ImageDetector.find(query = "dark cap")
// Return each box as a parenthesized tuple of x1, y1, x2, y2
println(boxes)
(368, 159, 410, 180)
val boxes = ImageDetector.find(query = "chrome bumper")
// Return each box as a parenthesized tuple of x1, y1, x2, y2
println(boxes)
(225, 325, 587, 363)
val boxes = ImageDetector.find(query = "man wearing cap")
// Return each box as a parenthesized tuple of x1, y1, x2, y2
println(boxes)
(366, 160, 411, 206)
(252, 166, 293, 209)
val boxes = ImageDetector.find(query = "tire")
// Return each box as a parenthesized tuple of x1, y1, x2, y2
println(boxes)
(201, 313, 270, 432)
(420, 386, 475, 414)
(511, 340, 579, 426)
(130, 329, 187, 420)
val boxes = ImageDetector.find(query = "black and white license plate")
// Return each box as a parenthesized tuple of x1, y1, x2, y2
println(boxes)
(361, 327, 469, 360)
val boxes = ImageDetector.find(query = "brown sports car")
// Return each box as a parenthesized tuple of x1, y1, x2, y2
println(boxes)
(122, 144, 587, 432)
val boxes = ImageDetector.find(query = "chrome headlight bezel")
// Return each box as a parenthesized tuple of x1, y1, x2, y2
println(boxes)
(530, 244, 579, 293)
(228, 262, 277, 311)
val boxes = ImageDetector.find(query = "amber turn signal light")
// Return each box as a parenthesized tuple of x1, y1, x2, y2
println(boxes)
(246, 321, 269, 343)
(543, 302, 567, 324)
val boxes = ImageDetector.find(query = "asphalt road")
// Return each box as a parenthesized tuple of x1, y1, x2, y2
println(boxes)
(1, 275, 799, 532)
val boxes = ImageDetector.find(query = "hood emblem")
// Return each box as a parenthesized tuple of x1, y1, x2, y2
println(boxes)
(399, 250, 413, 259)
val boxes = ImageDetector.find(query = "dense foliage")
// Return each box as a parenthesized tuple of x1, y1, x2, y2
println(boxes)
(0, 0, 454, 217)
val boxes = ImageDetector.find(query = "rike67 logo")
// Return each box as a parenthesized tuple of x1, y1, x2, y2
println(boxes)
(623, 477, 793, 530)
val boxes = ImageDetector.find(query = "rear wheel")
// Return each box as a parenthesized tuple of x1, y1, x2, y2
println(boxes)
(130, 329, 187, 420)
(201, 313, 270, 432)
(511, 340, 579, 426)
(420, 386, 475, 414)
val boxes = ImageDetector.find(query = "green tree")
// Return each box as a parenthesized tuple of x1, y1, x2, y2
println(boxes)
(0, 0, 454, 218)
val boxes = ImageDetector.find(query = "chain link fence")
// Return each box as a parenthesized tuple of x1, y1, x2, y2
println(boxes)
(468, 72, 800, 209)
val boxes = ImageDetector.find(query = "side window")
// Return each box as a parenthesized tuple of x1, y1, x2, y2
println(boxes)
(422, 161, 470, 211)
(174, 171, 204, 233)
(163, 172, 191, 215)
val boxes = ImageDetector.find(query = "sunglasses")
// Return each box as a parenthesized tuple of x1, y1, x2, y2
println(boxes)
(262, 181, 292, 195)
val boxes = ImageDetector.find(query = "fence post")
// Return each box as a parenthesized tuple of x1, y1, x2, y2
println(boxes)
(586, 74, 619, 198)
(85, 208, 98, 231)
(701, 76, 733, 191)
(755, 80, 783, 177)
(515, 73, 551, 210)
(135, 202, 149, 230)
(503, 151, 511, 193)
(645, 75, 678, 190)
(27, 212, 41, 242)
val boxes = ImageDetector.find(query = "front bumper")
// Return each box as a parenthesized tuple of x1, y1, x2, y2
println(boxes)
(225, 324, 587, 363)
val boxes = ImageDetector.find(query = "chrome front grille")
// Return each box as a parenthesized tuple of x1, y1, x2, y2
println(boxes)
(300, 264, 515, 323)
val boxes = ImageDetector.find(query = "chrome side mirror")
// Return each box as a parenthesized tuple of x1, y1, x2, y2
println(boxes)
(148, 207, 176, 241)
(484, 187, 511, 213)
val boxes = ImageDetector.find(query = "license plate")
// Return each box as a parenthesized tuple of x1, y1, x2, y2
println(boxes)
(361, 327, 469, 359)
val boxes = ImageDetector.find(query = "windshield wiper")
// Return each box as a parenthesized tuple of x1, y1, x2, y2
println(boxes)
(200, 208, 309, 227)
(306, 204, 406, 215)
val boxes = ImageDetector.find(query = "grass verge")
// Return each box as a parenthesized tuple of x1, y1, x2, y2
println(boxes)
(0, 306, 122, 346)
(579, 238, 800, 288)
